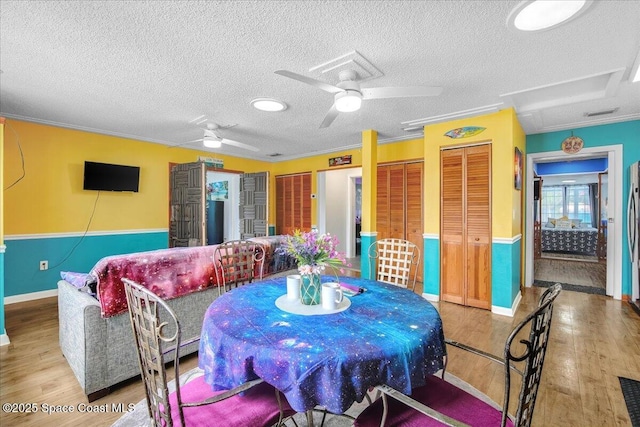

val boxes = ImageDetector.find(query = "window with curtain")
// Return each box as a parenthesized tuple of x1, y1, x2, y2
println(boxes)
(541, 184, 593, 224)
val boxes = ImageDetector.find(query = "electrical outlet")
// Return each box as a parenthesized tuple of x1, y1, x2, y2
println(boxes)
(39, 260, 48, 271)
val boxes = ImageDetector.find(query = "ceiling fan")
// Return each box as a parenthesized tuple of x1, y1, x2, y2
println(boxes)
(275, 69, 443, 128)
(185, 123, 259, 152)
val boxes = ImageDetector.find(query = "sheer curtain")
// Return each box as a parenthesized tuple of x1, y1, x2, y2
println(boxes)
(541, 184, 594, 226)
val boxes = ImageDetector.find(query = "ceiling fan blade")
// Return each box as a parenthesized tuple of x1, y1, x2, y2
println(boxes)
(275, 70, 344, 94)
(169, 138, 202, 148)
(361, 86, 443, 100)
(221, 138, 260, 152)
(319, 104, 340, 128)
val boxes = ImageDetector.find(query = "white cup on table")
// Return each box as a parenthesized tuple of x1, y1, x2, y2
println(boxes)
(321, 282, 344, 310)
(286, 275, 301, 301)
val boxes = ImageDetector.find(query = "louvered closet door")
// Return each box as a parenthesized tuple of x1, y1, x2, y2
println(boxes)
(276, 173, 312, 235)
(406, 163, 424, 282)
(376, 167, 391, 240)
(440, 145, 491, 309)
(465, 145, 491, 310)
(388, 165, 406, 239)
(440, 150, 465, 305)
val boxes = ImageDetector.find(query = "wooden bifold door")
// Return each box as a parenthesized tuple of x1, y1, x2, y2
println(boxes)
(376, 162, 424, 282)
(440, 144, 491, 310)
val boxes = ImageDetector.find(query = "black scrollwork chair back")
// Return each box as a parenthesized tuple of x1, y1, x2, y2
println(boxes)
(354, 283, 562, 427)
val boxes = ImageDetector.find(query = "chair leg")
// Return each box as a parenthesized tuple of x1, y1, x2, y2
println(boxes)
(380, 393, 389, 427)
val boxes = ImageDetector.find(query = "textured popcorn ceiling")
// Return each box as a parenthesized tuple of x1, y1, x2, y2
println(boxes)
(1, 1, 639, 161)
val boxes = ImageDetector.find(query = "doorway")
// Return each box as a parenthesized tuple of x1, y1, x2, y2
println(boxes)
(526, 145, 623, 299)
(316, 168, 362, 259)
(533, 167, 607, 294)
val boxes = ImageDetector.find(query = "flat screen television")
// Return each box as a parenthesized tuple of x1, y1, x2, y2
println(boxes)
(83, 161, 140, 192)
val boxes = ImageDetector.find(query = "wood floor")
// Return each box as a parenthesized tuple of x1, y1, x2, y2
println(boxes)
(534, 256, 606, 291)
(1, 287, 639, 426)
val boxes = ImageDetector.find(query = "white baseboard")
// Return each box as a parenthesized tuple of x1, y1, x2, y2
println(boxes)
(422, 293, 440, 302)
(0, 330, 10, 346)
(4, 289, 58, 305)
(491, 290, 522, 317)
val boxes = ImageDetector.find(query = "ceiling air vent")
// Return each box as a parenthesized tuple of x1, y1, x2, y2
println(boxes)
(584, 108, 619, 117)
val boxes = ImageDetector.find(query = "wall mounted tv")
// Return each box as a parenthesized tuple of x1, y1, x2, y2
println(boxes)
(83, 161, 140, 192)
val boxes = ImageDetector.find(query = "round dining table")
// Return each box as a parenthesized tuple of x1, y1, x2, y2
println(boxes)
(198, 275, 446, 415)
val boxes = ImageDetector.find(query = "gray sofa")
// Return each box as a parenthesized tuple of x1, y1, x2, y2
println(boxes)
(58, 280, 219, 401)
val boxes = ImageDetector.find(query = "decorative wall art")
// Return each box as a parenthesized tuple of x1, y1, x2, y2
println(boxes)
(329, 155, 352, 167)
(561, 134, 584, 154)
(444, 126, 486, 139)
(207, 181, 229, 200)
(514, 147, 523, 190)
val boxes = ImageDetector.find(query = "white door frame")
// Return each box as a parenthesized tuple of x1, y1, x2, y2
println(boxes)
(525, 144, 622, 299)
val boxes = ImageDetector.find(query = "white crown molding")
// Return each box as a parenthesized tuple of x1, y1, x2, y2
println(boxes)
(402, 103, 504, 128)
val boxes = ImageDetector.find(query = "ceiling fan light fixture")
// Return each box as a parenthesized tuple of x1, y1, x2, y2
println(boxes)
(251, 97, 288, 112)
(508, 0, 592, 32)
(335, 90, 362, 113)
(203, 136, 222, 148)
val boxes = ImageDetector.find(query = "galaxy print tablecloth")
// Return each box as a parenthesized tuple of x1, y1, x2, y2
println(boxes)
(198, 275, 446, 414)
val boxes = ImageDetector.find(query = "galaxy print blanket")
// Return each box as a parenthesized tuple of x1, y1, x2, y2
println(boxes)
(91, 246, 220, 318)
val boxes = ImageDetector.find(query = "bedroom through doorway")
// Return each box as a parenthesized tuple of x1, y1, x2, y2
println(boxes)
(533, 157, 608, 295)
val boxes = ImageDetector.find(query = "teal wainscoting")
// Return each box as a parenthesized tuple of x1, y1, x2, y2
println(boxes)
(4, 230, 168, 297)
(422, 235, 521, 314)
(359, 232, 377, 280)
(0, 245, 6, 342)
(423, 236, 440, 299)
(491, 236, 522, 312)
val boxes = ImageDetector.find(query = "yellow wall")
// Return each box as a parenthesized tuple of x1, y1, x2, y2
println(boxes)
(6, 118, 476, 237)
(423, 108, 523, 238)
(3, 120, 270, 235)
(267, 137, 425, 228)
(511, 111, 526, 237)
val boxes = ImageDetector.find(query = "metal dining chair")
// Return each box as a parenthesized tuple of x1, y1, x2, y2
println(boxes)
(354, 283, 562, 427)
(214, 239, 266, 294)
(367, 238, 420, 291)
(122, 278, 295, 427)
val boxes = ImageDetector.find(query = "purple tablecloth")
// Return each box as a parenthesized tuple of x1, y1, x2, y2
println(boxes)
(198, 275, 446, 414)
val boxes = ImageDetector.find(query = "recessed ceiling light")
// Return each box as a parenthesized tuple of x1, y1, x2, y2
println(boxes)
(562, 179, 576, 183)
(251, 98, 287, 112)
(508, 0, 592, 32)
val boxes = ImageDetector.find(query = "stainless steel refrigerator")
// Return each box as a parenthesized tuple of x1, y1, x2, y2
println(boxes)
(627, 161, 640, 311)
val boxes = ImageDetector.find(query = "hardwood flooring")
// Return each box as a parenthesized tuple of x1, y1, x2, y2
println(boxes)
(1, 286, 638, 426)
(534, 256, 606, 291)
